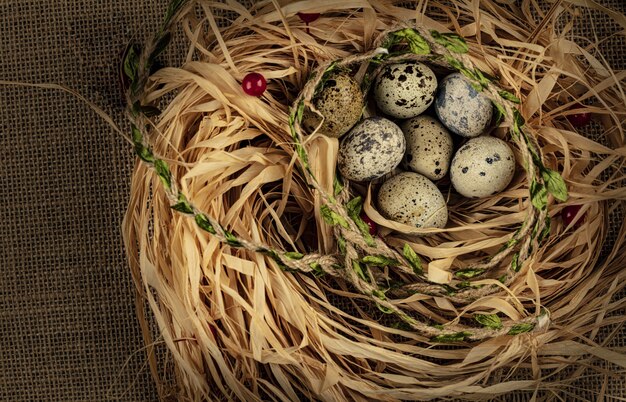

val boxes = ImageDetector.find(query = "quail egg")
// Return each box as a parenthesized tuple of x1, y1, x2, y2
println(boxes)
(302, 73, 364, 138)
(435, 72, 493, 138)
(377, 172, 448, 228)
(450, 136, 516, 198)
(338, 117, 405, 182)
(374, 61, 437, 119)
(401, 115, 453, 181)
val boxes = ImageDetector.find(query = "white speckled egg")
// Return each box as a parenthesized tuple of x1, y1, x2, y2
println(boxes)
(338, 117, 405, 182)
(374, 62, 437, 119)
(302, 74, 364, 138)
(401, 115, 453, 181)
(435, 73, 493, 138)
(450, 136, 516, 198)
(377, 172, 448, 228)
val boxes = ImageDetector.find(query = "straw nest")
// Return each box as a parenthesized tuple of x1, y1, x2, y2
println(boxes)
(122, 1, 626, 400)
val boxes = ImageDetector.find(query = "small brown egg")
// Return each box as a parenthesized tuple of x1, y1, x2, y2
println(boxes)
(302, 74, 364, 138)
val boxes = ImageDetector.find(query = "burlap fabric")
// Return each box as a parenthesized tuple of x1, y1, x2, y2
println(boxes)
(0, 1, 624, 401)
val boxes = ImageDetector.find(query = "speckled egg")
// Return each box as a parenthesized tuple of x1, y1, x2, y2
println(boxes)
(401, 115, 453, 181)
(377, 172, 448, 228)
(435, 73, 493, 138)
(338, 117, 405, 182)
(450, 136, 516, 198)
(302, 74, 364, 138)
(373, 62, 437, 119)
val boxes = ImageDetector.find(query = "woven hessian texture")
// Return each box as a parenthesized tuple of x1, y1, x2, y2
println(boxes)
(0, 1, 624, 401)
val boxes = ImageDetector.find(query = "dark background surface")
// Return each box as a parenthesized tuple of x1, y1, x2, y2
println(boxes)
(1, 1, 624, 401)
(0, 1, 164, 400)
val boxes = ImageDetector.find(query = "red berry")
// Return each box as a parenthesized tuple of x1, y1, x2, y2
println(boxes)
(297, 12, 321, 24)
(561, 205, 585, 228)
(567, 105, 592, 127)
(360, 212, 378, 236)
(242, 72, 267, 97)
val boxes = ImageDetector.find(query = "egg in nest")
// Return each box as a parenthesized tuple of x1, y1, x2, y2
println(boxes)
(450, 136, 516, 198)
(374, 61, 437, 119)
(302, 73, 364, 138)
(401, 115, 453, 181)
(377, 172, 448, 229)
(435, 72, 493, 138)
(338, 117, 405, 182)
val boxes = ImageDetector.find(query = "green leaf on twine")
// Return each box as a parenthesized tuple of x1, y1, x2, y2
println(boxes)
(345, 197, 362, 219)
(131, 125, 156, 163)
(284, 251, 304, 260)
(222, 229, 242, 248)
(443, 284, 458, 295)
(457, 281, 483, 290)
(259, 247, 281, 264)
(541, 168, 569, 202)
(134, 143, 155, 163)
(131, 124, 142, 143)
(475, 314, 503, 330)
(376, 304, 395, 314)
(431, 331, 471, 343)
(373, 288, 394, 314)
(446, 59, 485, 91)
(320, 205, 349, 228)
(372, 289, 387, 301)
(538, 216, 551, 243)
(333, 175, 344, 197)
(474, 68, 493, 88)
(337, 236, 347, 255)
(309, 262, 324, 277)
(470, 81, 483, 92)
(288, 110, 297, 139)
(346, 197, 376, 247)
(513, 109, 526, 127)
(499, 274, 508, 283)
(431, 30, 469, 53)
(154, 159, 172, 189)
(508, 323, 535, 335)
(499, 90, 521, 104)
(296, 100, 305, 124)
(512, 109, 525, 139)
(123, 44, 139, 81)
(171, 192, 193, 214)
(295, 143, 309, 168)
(530, 180, 548, 211)
(361, 255, 400, 267)
(402, 244, 423, 275)
(511, 252, 520, 272)
(195, 214, 216, 234)
(498, 236, 519, 253)
(392, 28, 431, 55)
(352, 260, 368, 281)
(493, 102, 506, 127)
(455, 268, 485, 279)
(505, 237, 519, 249)
(445, 56, 465, 72)
(531, 218, 540, 239)
(445, 56, 480, 85)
